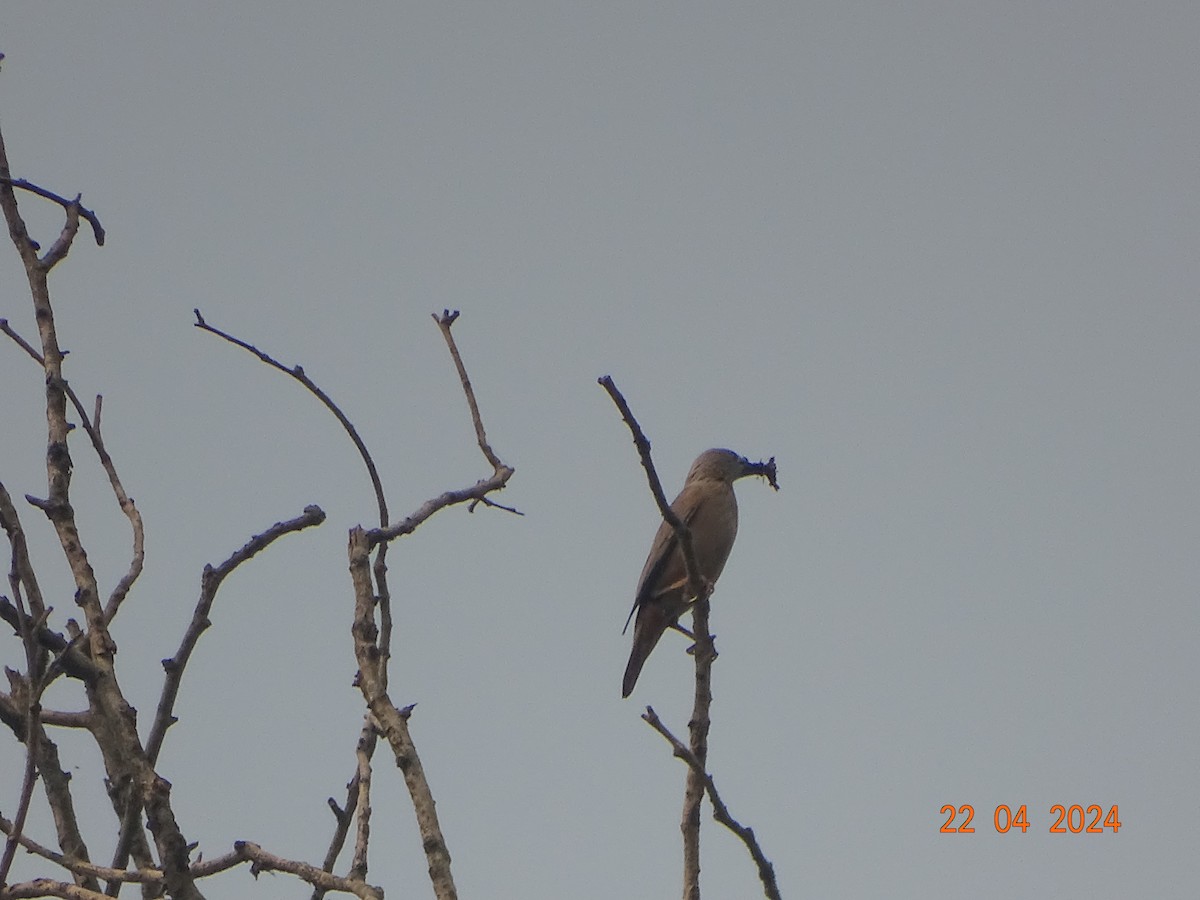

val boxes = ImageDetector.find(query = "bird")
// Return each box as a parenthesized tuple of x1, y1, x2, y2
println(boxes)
(622, 448, 759, 698)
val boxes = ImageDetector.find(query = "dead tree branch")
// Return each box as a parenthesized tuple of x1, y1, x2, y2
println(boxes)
(348, 311, 517, 900)
(231, 841, 382, 899)
(0, 177, 105, 248)
(0, 319, 145, 624)
(193, 309, 514, 899)
(193, 309, 389, 528)
(643, 707, 782, 900)
(145, 505, 328, 764)
(0, 107, 199, 899)
(192, 307, 399, 888)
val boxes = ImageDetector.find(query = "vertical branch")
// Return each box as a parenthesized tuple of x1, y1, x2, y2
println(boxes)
(0, 487, 100, 893)
(0, 320, 146, 625)
(0, 529, 42, 890)
(597, 376, 713, 898)
(349, 528, 457, 900)
(682, 594, 714, 900)
(599, 377, 777, 899)
(349, 720, 375, 881)
(432, 310, 504, 472)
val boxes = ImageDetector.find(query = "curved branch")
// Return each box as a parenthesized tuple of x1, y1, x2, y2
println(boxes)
(145, 505, 327, 766)
(193, 309, 388, 528)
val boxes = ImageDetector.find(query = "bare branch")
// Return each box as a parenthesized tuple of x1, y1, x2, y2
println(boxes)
(1, 877, 114, 899)
(145, 505, 327, 766)
(682, 596, 714, 900)
(0, 318, 44, 365)
(432, 309, 504, 472)
(232, 841, 382, 899)
(98, 507, 326, 887)
(0, 135, 58, 271)
(141, 774, 203, 900)
(597, 376, 706, 602)
(643, 707, 783, 900)
(366, 477, 516, 546)
(0, 483, 98, 888)
(309, 716, 379, 900)
(0, 583, 42, 889)
(0, 598, 101, 684)
(38, 196, 80, 269)
(0, 710, 101, 891)
(368, 313, 518, 544)
(0, 816, 149, 886)
(0, 482, 48, 646)
(0, 320, 149, 625)
(191, 309, 403, 892)
(349, 722, 374, 881)
(193, 309, 389, 528)
(349, 527, 457, 900)
(0, 177, 105, 247)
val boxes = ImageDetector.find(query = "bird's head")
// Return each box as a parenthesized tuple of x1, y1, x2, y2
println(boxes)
(687, 449, 779, 489)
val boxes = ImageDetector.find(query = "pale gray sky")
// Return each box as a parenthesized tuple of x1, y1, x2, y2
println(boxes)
(2, 3, 1198, 898)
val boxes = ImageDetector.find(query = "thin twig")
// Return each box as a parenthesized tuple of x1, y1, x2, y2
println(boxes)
(0, 319, 146, 626)
(193, 309, 389, 528)
(597, 376, 705, 600)
(145, 505, 327, 765)
(432, 309, 504, 471)
(0, 176, 105, 247)
(643, 707, 783, 900)
(0, 558, 42, 889)
(232, 841, 382, 899)
(366, 314, 518, 545)
(310, 716, 378, 900)
(0, 597, 101, 683)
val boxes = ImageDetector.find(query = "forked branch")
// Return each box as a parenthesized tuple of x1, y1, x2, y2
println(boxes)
(643, 707, 782, 900)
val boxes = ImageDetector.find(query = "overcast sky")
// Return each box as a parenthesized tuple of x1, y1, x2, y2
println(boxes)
(2, 3, 1198, 898)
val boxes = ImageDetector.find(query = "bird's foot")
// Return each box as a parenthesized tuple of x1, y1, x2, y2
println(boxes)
(670, 621, 696, 640)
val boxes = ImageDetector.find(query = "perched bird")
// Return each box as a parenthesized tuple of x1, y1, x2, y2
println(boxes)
(622, 448, 759, 697)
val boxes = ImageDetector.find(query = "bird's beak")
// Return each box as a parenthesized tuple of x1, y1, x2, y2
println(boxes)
(742, 456, 780, 490)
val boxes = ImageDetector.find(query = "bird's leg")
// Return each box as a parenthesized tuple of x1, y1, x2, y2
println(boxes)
(668, 620, 701, 655)
(670, 621, 696, 640)
(676, 622, 718, 661)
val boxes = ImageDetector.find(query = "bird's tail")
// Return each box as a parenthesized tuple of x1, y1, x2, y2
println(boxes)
(622, 606, 669, 698)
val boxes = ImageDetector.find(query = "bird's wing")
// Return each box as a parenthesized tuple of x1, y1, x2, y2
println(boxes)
(622, 483, 720, 632)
